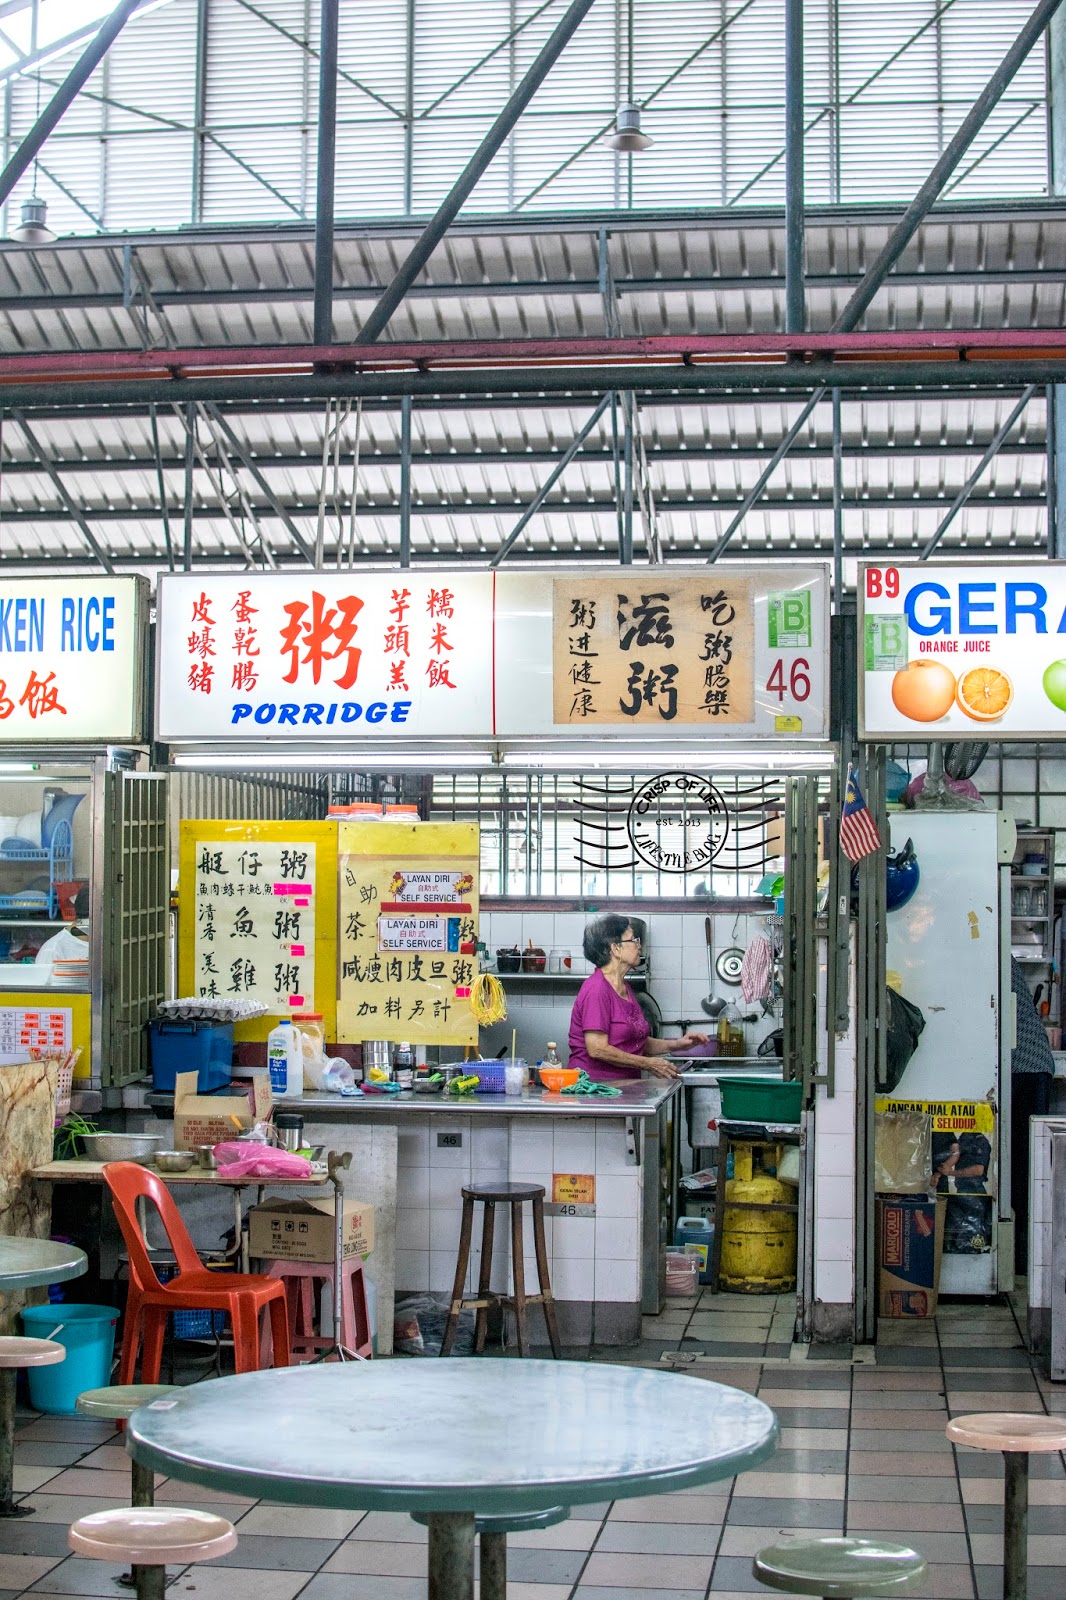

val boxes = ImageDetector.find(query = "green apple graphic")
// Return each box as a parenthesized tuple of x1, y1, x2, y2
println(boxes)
(1043, 659, 1066, 712)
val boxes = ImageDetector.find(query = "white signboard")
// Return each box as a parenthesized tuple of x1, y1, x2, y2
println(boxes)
(378, 916, 449, 953)
(156, 573, 494, 741)
(0, 578, 146, 742)
(860, 561, 1066, 740)
(155, 566, 830, 742)
(0, 1005, 70, 1064)
(193, 839, 316, 1013)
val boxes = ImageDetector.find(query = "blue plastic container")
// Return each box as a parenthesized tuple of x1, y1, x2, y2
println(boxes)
(149, 1018, 234, 1093)
(674, 1217, 715, 1284)
(20, 1304, 119, 1414)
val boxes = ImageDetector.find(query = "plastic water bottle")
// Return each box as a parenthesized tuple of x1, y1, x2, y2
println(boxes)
(267, 1019, 302, 1097)
(543, 1042, 562, 1069)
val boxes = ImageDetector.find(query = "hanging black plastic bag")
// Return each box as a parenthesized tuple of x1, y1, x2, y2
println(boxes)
(882, 989, 926, 1093)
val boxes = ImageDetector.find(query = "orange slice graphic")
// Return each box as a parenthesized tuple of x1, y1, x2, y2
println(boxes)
(955, 667, 1013, 722)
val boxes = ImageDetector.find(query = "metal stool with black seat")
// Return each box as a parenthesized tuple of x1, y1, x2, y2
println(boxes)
(440, 1182, 561, 1358)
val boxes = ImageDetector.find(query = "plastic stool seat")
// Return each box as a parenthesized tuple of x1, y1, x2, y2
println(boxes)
(76, 1386, 177, 1422)
(69, 1507, 237, 1566)
(412, 1505, 569, 1535)
(946, 1413, 1066, 1453)
(0, 1337, 64, 1369)
(263, 1257, 373, 1361)
(753, 1536, 926, 1597)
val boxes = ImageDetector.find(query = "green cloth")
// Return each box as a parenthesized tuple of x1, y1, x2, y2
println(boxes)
(561, 1070, 621, 1097)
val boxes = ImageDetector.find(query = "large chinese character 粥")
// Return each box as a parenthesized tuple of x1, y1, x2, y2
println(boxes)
(280, 591, 364, 689)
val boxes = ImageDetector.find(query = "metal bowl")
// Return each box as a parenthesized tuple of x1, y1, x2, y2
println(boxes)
(154, 1150, 195, 1173)
(79, 1132, 163, 1165)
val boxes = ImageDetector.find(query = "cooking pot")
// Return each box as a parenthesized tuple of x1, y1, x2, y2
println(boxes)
(361, 1040, 392, 1073)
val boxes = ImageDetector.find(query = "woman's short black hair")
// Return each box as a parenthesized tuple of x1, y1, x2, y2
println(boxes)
(73, 885, 90, 921)
(583, 913, 634, 969)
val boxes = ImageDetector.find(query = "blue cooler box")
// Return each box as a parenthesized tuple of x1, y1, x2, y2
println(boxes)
(149, 1018, 234, 1093)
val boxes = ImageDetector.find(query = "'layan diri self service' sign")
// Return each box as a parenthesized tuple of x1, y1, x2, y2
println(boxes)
(860, 562, 1066, 740)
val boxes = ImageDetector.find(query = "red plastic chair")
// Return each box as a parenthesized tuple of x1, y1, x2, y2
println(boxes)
(103, 1162, 291, 1383)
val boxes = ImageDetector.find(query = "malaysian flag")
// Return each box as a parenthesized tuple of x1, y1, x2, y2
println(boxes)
(840, 766, 883, 863)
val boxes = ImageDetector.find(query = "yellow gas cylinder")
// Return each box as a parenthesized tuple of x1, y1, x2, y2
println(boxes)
(719, 1170, 797, 1293)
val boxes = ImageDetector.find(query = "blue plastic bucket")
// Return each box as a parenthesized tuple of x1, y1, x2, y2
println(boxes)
(20, 1303, 119, 1414)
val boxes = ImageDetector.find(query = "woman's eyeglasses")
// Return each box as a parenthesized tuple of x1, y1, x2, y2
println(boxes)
(618, 936, 642, 946)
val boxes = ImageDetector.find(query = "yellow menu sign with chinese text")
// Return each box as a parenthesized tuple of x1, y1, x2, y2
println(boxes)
(337, 822, 479, 1047)
(179, 821, 337, 1042)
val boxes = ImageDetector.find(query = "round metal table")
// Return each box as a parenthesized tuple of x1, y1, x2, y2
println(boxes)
(0, 1236, 86, 1517)
(0, 1237, 86, 1294)
(128, 1360, 778, 1600)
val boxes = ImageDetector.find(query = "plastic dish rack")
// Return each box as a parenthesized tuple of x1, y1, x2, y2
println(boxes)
(471, 1063, 507, 1093)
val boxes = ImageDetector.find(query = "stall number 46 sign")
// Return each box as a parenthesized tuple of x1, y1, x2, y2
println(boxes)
(765, 595, 806, 707)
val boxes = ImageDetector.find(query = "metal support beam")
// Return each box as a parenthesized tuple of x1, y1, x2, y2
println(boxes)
(10, 411, 114, 573)
(0, 0, 141, 208)
(1047, 4, 1066, 556)
(355, 0, 597, 344)
(399, 394, 412, 569)
(202, 404, 317, 563)
(784, 0, 805, 333)
(621, 391, 635, 565)
(490, 391, 612, 567)
(312, 0, 338, 346)
(832, 0, 1066, 333)
(920, 385, 1036, 559)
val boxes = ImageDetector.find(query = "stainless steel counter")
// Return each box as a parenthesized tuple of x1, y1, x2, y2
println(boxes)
(278, 1079, 680, 1119)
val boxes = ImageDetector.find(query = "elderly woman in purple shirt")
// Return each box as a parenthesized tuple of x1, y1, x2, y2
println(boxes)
(568, 913, 710, 1083)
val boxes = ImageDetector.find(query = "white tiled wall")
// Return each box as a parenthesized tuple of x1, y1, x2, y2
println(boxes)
(477, 909, 780, 1066)
(393, 1111, 644, 1305)
(1027, 1116, 1065, 1310)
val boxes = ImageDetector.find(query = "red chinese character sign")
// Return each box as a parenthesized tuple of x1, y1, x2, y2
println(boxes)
(156, 574, 493, 741)
(337, 822, 479, 1049)
(0, 578, 147, 742)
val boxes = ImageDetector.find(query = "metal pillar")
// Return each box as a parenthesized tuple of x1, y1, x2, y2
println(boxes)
(0, 1369, 21, 1517)
(399, 394, 412, 569)
(490, 392, 612, 566)
(313, 0, 339, 346)
(480, 1530, 507, 1600)
(621, 391, 635, 565)
(182, 402, 195, 571)
(355, 0, 597, 344)
(1049, 5, 1066, 555)
(1003, 1451, 1029, 1600)
(832, 389, 843, 606)
(427, 1511, 476, 1600)
(784, 0, 805, 333)
(920, 386, 1036, 558)
(0, 0, 141, 207)
(148, 404, 174, 572)
(833, 0, 1066, 334)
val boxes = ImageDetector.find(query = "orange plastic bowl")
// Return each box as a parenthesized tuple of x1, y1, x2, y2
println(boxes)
(539, 1067, 579, 1092)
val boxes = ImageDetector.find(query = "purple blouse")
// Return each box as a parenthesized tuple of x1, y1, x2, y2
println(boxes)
(567, 967, 650, 1082)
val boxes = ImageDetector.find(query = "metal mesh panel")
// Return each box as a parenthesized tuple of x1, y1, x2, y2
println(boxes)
(101, 772, 168, 1088)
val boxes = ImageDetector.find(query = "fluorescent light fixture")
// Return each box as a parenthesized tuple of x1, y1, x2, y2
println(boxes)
(0, 762, 42, 773)
(500, 746, 837, 773)
(169, 750, 496, 771)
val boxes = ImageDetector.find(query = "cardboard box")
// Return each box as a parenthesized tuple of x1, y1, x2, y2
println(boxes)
(172, 1070, 272, 1151)
(247, 1198, 375, 1264)
(876, 1193, 945, 1318)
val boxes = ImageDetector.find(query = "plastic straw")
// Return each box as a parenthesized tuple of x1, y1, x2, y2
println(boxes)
(511, 1028, 516, 1066)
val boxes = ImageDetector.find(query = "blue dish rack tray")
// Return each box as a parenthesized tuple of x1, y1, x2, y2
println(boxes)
(0, 820, 73, 919)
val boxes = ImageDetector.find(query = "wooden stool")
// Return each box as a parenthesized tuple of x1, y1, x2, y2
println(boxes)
(412, 1505, 568, 1600)
(69, 1507, 237, 1600)
(753, 1536, 926, 1597)
(440, 1183, 561, 1359)
(0, 1335, 64, 1519)
(263, 1257, 373, 1360)
(947, 1412, 1066, 1600)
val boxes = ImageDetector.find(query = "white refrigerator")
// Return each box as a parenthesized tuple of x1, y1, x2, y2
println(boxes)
(885, 810, 1015, 1296)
